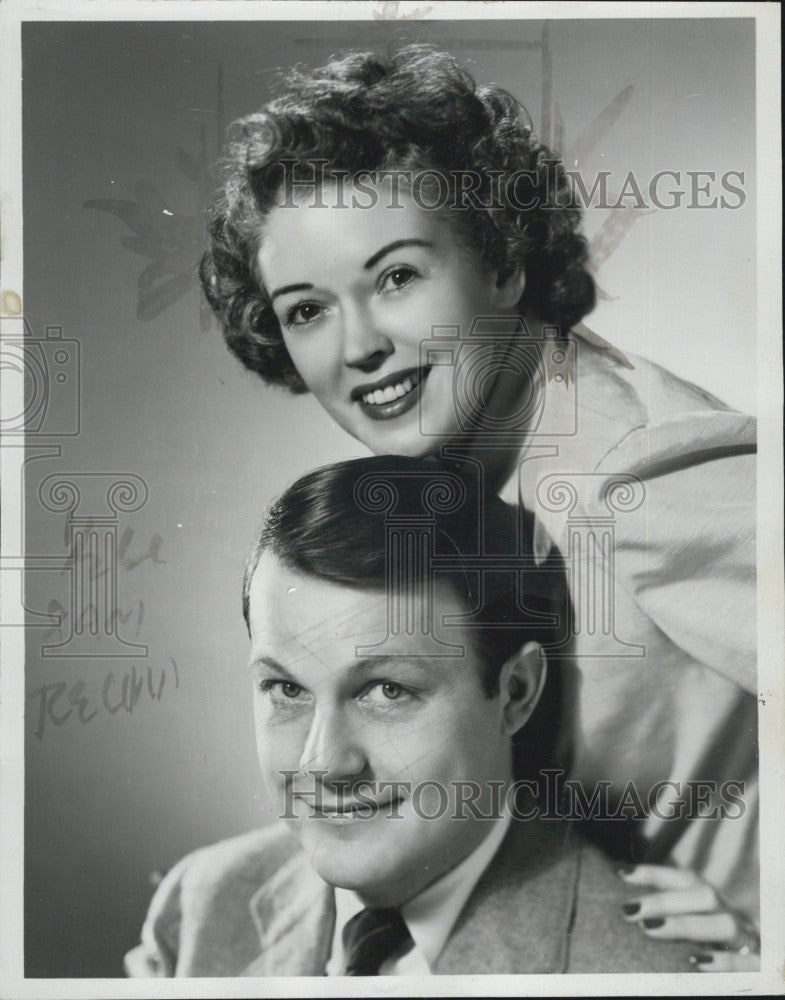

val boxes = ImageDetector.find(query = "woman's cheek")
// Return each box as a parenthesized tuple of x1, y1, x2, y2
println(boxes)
(282, 322, 342, 389)
(281, 340, 313, 390)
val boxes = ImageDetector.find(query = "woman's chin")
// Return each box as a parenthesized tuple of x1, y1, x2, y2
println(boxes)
(387, 436, 443, 458)
(363, 427, 444, 458)
(350, 410, 460, 458)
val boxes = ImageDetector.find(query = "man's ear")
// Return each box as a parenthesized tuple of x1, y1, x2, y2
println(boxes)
(498, 641, 546, 737)
(490, 267, 526, 310)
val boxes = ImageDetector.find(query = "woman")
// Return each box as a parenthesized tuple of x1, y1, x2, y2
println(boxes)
(200, 45, 758, 969)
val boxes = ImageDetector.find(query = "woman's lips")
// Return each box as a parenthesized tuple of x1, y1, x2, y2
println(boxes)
(352, 367, 430, 422)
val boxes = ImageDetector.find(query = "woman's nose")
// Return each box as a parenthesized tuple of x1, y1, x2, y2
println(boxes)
(341, 304, 394, 372)
(297, 705, 366, 781)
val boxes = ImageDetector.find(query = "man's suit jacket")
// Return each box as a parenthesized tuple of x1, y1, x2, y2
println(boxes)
(125, 817, 695, 976)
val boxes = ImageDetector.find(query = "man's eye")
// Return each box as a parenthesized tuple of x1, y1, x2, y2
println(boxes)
(379, 265, 421, 293)
(361, 681, 413, 705)
(279, 681, 302, 698)
(284, 302, 323, 327)
(260, 679, 304, 700)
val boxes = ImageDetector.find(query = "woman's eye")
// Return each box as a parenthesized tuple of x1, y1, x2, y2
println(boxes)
(379, 266, 420, 293)
(284, 302, 323, 327)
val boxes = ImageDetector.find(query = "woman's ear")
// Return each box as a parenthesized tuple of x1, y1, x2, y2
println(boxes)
(491, 267, 527, 310)
(498, 641, 546, 737)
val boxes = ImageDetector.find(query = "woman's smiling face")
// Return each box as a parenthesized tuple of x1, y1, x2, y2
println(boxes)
(257, 180, 524, 456)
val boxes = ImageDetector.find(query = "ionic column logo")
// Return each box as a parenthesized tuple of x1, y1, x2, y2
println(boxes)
(536, 472, 646, 656)
(38, 473, 149, 657)
(351, 470, 468, 658)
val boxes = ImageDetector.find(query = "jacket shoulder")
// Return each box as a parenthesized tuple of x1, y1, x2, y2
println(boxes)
(584, 344, 736, 426)
(175, 824, 298, 898)
(570, 840, 695, 973)
(125, 824, 299, 977)
(530, 341, 753, 495)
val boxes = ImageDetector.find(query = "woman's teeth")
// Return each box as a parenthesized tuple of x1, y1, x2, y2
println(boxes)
(362, 375, 416, 406)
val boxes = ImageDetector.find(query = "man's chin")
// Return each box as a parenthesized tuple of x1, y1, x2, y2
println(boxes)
(305, 847, 411, 902)
(311, 857, 383, 893)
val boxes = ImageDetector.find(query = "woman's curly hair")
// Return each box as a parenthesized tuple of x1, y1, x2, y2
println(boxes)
(200, 44, 595, 393)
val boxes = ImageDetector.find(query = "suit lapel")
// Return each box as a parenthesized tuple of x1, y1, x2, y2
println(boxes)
(243, 851, 335, 977)
(436, 817, 581, 974)
(241, 816, 581, 977)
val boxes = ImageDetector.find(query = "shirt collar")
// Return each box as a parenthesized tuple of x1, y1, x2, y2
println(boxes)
(329, 811, 511, 973)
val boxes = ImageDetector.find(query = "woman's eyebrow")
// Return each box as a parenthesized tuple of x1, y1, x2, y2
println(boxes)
(269, 282, 313, 303)
(364, 239, 434, 271)
(268, 241, 434, 301)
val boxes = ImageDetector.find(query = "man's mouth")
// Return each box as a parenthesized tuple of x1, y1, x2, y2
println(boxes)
(295, 795, 403, 820)
(351, 367, 430, 422)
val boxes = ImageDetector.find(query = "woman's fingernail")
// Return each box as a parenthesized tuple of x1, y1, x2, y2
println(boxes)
(621, 902, 641, 916)
(642, 917, 665, 929)
(691, 952, 713, 964)
(617, 865, 635, 877)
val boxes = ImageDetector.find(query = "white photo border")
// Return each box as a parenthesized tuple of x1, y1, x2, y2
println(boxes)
(1, 1, 782, 997)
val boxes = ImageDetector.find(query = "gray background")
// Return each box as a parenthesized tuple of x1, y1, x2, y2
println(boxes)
(22, 17, 755, 976)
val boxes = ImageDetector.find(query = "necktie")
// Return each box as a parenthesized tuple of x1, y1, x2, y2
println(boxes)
(340, 907, 414, 975)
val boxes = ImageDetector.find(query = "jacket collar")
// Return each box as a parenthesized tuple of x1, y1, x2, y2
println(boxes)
(243, 850, 335, 977)
(244, 816, 580, 977)
(436, 815, 580, 974)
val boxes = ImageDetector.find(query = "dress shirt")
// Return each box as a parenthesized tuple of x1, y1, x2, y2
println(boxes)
(325, 811, 511, 975)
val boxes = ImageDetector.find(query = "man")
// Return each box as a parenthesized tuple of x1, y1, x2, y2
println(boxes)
(125, 456, 694, 976)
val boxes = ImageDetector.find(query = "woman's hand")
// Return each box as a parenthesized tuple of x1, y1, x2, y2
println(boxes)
(618, 864, 759, 971)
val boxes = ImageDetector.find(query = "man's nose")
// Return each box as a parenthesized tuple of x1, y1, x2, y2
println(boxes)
(341, 303, 394, 372)
(297, 705, 366, 782)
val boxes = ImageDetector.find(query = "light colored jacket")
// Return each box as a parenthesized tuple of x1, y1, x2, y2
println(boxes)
(125, 818, 695, 977)
(488, 337, 757, 917)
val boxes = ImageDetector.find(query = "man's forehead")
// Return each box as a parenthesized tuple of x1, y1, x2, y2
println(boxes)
(247, 550, 468, 654)
(248, 551, 388, 642)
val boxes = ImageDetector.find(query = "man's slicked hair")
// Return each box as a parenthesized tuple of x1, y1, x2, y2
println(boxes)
(243, 455, 573, 778)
